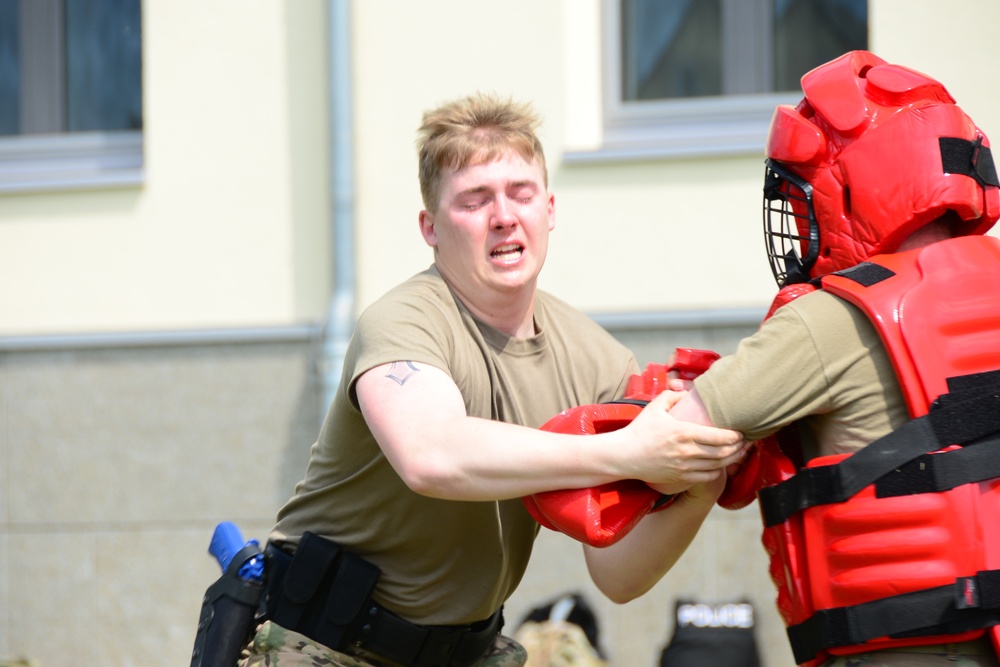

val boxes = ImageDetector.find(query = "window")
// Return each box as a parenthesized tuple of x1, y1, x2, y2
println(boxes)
(0, 0, 143, 193)
(571, 0, 867, 162)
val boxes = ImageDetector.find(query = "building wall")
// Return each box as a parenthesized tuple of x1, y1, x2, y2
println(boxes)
(2, 0, 999, 335)
(2, 318, 789, 667)
(0, 332, 320, 665)
(0, 1, 331, 336)
(3, 1, 1000, 666)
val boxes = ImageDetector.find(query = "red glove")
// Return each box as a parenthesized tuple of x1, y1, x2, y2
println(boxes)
(717, 435, 791, 509)
(524, 349, 718, 547)
(625, 348, 720, 400)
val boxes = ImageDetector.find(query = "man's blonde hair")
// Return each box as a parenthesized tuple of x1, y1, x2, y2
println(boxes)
(416, 92, 547, 211)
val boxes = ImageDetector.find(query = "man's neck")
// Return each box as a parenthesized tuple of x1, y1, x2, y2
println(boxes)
(455, 288, 537, 339)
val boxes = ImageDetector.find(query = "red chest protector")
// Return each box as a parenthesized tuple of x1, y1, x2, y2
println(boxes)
(738, 235, 1000, 665)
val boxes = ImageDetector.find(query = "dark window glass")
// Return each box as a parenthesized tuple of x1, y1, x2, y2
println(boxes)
(621, 0, 722, 100)
(65, 0, 142, 131)
(0, 0, 141, 136)
(773, 0, 867, 92)
(0, 0, 21, 134)
(620, 0, 867, 102)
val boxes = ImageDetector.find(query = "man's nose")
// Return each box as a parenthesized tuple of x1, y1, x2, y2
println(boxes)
(491, 196, 517, 228)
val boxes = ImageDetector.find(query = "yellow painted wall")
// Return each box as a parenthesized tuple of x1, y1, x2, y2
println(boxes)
(1, 0, 998, 329)
(0, 1, 330, 336)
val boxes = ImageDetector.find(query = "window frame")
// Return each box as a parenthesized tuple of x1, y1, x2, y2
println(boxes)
(0, 0, 143, 194)
(565, 0, 801, 164)
(0, 130, 143, 194)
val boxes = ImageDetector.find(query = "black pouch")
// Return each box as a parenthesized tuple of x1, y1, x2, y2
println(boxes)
(659, 600, 761, 667)
(268, 532, 381, 651)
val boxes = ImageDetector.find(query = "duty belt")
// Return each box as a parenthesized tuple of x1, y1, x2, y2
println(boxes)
(263, 533, 502, 667)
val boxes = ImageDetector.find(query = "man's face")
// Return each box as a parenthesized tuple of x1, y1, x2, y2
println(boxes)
(419, 152, 555, 306)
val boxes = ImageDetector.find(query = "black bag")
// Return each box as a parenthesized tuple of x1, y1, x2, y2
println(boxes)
(659, 599, 761, 667)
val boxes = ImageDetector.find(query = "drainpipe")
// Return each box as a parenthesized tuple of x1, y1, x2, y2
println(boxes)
(320, 0, 356, 420)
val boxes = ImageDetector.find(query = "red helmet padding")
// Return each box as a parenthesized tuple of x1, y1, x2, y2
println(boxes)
(766, 50, 1000, 279)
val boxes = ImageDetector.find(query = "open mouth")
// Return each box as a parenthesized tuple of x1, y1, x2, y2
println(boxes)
(491, 243, 524, 263)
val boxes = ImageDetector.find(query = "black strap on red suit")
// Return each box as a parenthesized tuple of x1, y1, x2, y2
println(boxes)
(758, 373, 1000, 527)
(787, 570, 1000, 664)
(940, 136, 1000, 188)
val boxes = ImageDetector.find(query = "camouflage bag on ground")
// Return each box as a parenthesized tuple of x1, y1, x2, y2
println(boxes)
(513, 621, 608, 667)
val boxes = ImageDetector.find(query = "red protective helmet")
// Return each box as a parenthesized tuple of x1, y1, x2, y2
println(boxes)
(763, 50, 1000, 286)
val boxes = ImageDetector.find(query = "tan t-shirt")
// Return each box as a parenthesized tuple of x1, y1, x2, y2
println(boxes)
(270, 266, 638, 625)
(694, 289, 909, 462)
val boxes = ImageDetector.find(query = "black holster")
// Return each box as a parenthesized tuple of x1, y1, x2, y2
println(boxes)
(190, 543, 265, 667)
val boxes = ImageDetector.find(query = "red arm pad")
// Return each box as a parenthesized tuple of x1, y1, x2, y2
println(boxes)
(524, 348, 719, 547)
(525, 402, 663, 547)
(625, 348, 720, 400)
(718, 434, 802, 509)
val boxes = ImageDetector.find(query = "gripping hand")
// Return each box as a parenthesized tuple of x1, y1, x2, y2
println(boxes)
(523, 349, 719, 547)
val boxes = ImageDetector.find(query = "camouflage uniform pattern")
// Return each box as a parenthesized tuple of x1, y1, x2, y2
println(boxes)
(240, 621, 527, 667)
(512, 621, 608, 667)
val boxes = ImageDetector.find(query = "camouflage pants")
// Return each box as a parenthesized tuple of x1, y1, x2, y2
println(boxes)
(240, 620, 527, 667)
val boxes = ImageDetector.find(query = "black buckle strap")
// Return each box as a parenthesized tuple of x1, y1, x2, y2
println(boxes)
(876, 434, 1000, 497)
(759, 381, 1000, 527)
(788, 571, 1000, 664)
(759, 416, 941, 526)
(264, 534, 501, 667)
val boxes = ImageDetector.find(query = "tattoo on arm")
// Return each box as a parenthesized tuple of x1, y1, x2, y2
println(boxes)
(386, 361, 420, 386)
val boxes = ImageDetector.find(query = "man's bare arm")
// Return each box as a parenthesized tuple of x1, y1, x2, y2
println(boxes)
(356, 361, 745, 501)
(583, 386, 732, 602)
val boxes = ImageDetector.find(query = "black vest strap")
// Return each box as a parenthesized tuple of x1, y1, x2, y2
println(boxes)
(787, 570, 1000, 664)
(876, 434, 1000, 497)
(759, 378, 1000, 527)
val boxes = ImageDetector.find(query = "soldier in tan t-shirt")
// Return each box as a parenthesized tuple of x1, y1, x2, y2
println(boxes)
(238, 93, 745, 667)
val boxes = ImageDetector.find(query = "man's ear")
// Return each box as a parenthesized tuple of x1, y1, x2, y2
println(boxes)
(418, 209, 437, 247)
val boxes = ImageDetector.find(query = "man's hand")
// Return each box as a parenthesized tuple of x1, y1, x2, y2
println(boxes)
(619, 390, 745, 494)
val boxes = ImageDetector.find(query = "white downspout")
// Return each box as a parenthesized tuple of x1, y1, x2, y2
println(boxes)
(320, 0, 356, 420)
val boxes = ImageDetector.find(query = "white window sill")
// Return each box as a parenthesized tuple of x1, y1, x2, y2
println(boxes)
(565, 93, 799, 164)
(0, 130, 143, 194)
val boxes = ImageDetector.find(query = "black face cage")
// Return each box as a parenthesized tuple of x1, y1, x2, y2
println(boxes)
(763, 159, 820, 286)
